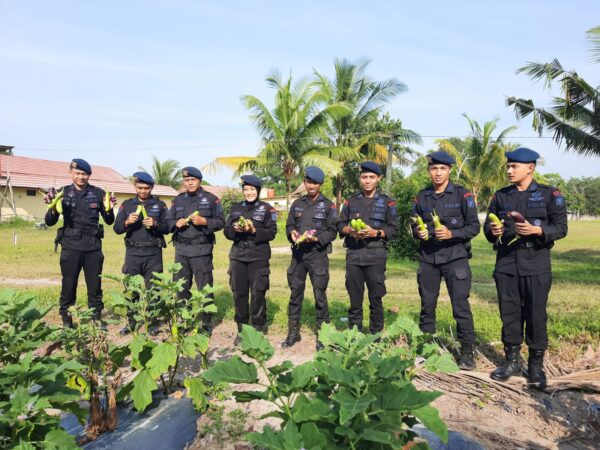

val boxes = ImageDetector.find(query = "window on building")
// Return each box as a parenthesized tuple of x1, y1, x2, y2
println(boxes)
(26, 189, 36, 197)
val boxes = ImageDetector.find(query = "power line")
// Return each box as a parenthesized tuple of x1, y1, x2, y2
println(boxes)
(14, 134, 555, 153)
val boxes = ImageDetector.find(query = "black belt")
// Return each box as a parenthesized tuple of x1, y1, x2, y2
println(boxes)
(234, 241, 258, 249)
(345, 238, 386, 249)
(125, 238, 163, 248)
(514, 240, 544, 250)
(63, 228, 98, 237)
(174, 235, 212, 245)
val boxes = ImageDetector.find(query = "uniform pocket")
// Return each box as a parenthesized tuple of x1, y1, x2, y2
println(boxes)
(454, 267, 470, 280)
(258, 266, 270, 291)
(445, 216, 464, 229)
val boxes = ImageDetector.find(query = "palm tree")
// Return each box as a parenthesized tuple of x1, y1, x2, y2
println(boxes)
(314, 58, 415, 206)
(139, 155, 182, 189)
(507, 26, 600, 157)
(436, 114, 517, 207)
(205, 70, 349, 209)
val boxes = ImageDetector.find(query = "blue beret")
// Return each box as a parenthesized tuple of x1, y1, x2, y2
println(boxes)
(505, 147, 540, 163)
(304, 166, 325, 184)
(132, 171, 154, 185)
(70, 158, 91, 175)
(359, 161, 382, 175)
(241, 174, 262, 188)
(182, 166, 203, 179)
(427, 151, 455, 166)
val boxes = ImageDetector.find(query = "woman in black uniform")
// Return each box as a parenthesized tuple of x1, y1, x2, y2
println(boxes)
(223, 175, 277, 341)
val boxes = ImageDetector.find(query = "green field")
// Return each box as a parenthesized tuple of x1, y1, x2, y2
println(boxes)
(1, 219, 599, 350)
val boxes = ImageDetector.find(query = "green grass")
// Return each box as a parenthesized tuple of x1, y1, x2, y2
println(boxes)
(1, 220, 599, 350)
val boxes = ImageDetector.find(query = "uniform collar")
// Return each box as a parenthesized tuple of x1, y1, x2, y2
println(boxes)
(303, 193, 325, 203)
(424, 182, 454, 196)
(358, 190, 380, 199)
(508, 179, 538, 194)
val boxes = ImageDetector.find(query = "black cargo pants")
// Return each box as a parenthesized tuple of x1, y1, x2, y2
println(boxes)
(346, 262, 387, 333)
(59, 249, 104, 319)
(229, 259, 269, 326)
(287, 253, 330, 327)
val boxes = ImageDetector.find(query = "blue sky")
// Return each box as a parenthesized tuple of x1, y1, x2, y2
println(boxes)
(1, 0, 599, 186)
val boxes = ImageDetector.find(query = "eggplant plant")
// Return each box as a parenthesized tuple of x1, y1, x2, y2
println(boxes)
(107, 263, 216, 413)
(202, 316, 458, 450)
(0, 290, 85, 450)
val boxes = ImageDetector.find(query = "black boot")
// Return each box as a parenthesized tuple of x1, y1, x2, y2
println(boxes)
(458, 343, 476, 371)
(120, 316, 136, 336)
(527, 349, 547, 391)
(62, 315, 74, 329)
(234, 322, 244, 346)
(92, 311, 107, 332)
(281, 322, 301, 348)
(254, 323, 268, 334)
(491, 345, 522, 381)
(201, 313, 213, 336)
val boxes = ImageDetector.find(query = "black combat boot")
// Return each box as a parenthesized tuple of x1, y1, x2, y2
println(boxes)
(458, 343, 476, 371)
(527, 349, 547, 391)
(201, 313, 213, 336)
(119, 316, 136, 336)
(62, 314, 74, 329)
(491, 345, 522, 381)
(92, 311, 107, 332)
(281, 321, 301, 348)
(234, 322, 244, 346)
(254, 323, 268, 334)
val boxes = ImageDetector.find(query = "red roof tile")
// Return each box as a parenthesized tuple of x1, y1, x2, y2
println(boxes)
(0, 154, 178, 197)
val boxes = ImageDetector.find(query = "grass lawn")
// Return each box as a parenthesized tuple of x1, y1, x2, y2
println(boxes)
(1, 219, 599, 350)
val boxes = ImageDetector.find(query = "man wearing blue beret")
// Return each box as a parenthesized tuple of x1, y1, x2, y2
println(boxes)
(337, 161, 398, 334)
(43, 158, 116, 328)
(411, 151, 480, 370)
(167, 166, 224, 333)
(282, 166, 338, 350)
(114, 172, 170, 335)
(484, 148, 567, 390)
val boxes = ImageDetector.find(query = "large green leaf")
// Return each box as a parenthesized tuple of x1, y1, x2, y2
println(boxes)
(181, 334, 210, 357)
(374, 383, 441, 411)
(42, 429, 80, 450)
(268, 360, 293, 375)
(246, 421, 304, 450)
(131, 369, 157, 412)
(360, 428, 393, 444)
(332, 388, 376, 425)
(184, 376, 208, 411)
(385, 316, 423, 340)
(292, 394, 336, 423)
(240, 325, 274, 362)
(130, 334, 156, 370)
(233, 389, 270, 402)
(201, 355, 258, 384)
(290, 362, 315, 390)
(147, 342, 177, 378)
(424, 353, 459, 373)
(299, 422, 329, 450)
(378, 356, 413, 379)
(413, 404, 448, 443)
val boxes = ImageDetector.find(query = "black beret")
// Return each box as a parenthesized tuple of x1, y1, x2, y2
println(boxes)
(132, 171, 155, 185)
(70, 158, 92, 175)
(505, 147, 540, 163)
(182, 166, 203, 179)
(304, 166, 325, 184)
(359, 161, 382, 175)
(427, 151, 455, 166)
(241, 174, 262, 188)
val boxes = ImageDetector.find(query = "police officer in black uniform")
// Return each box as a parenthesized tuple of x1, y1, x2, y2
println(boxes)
(338, 161, 398, 333)
(412, 151, 480, 369)
(114, 172, 170, 335)
(282, 166, 337, 350)
(44, 159, 116, 328)
(485, 148, 567, 390)
(167, 166, 224, 329)
(223, 175, 277, 340)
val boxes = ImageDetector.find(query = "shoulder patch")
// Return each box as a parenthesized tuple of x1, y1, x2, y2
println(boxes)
(464, 192, 473, 198)
(270, 207, 277, 221)
(388, 200, 396, 207)
(343, 200, 349, 206)
(214, 198, 221, 204)
(553, 189, 565, 206)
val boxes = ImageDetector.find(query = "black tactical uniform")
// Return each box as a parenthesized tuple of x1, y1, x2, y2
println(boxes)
(114, 195, 169, 329)
(485, 147, 568, 390)
(412, 182, 480, 346)
(167, 188, 225, 300)
(45, 183, 115, 324)
(338, 191, 398, 333)
(224, 199, 277, 331)
(285, 193, 337, 329)
(485, 180, 567, 351)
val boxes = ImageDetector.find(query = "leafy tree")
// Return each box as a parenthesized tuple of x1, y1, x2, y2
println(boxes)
(507, 26, 600, 157)
(206, 70, 349, 209)
(314, 59, 418, 206)
(436, 114, 517, 208)
(139, 155, 182, 189)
